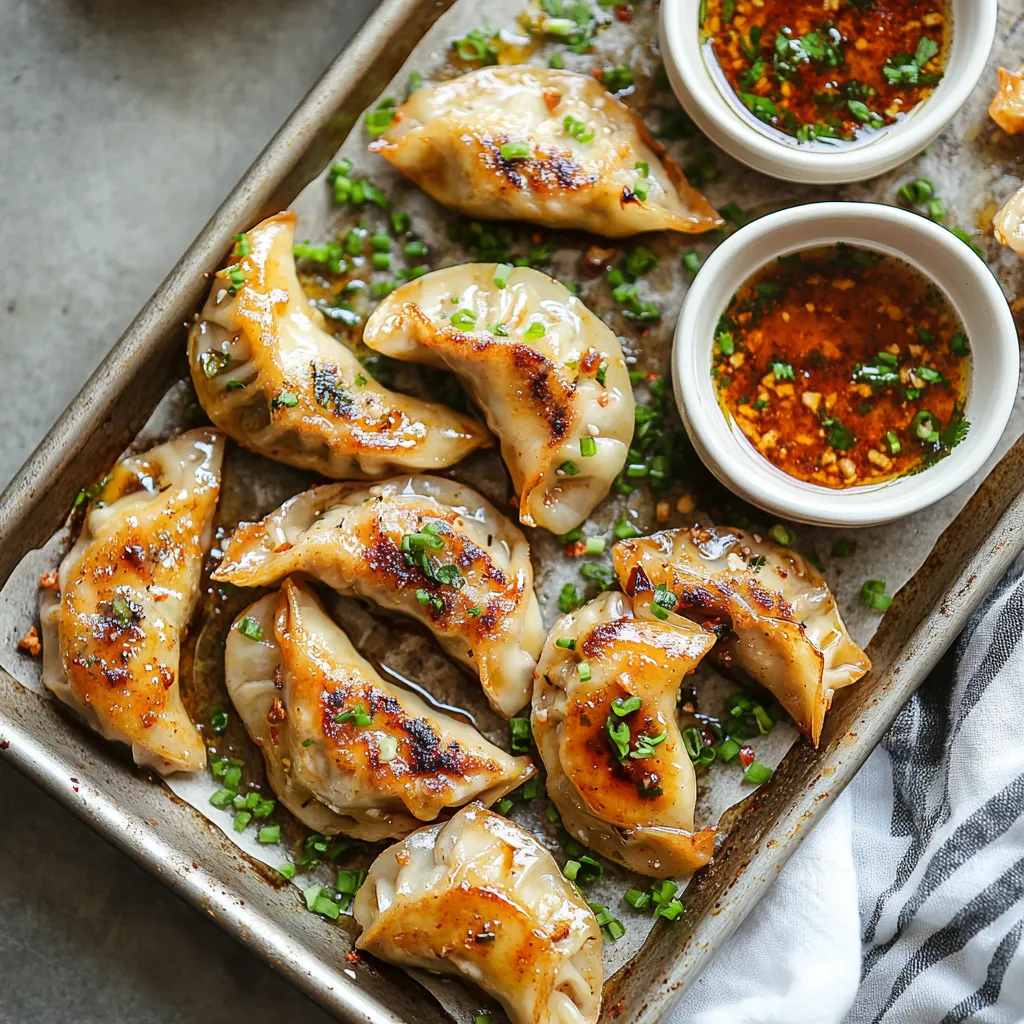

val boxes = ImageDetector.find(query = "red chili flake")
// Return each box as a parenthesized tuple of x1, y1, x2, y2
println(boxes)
(0, 739, 9, 750)
(38, 570, 59, 590)
(17, 626, 41, 657)
(345, 950, 361, 964)
(564, 540, 586, 558)
(615, 4, 632, 21)
(580, 347, 601, 374)
(739, 745, 755, 768)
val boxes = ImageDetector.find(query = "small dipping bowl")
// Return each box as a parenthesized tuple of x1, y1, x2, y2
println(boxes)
(659, 0, 997, 184)
(674, 202, 1019, 527)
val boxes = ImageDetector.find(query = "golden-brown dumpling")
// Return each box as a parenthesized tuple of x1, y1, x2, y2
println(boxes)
(353, 804, 602, 1024)
(994, 183, 1024, 258)
(362, 264, 633, 534)
(613, 525, 870, 746)
(187, 212, 490, 478)
(532, 590, 717, 878)
(213, 475, 544, 717)
(369, 65, 721, 237)
(990, 66, 1024, 134)
(39, 429, 224, 774)
(224, 579, 534, 840)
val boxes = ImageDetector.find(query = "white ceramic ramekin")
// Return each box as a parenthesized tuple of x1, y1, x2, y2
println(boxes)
(674, 202, 1019, 527)
(659, 0, 997, 184)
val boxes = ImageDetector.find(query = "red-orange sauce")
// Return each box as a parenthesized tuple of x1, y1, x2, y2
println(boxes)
(701, 0, 949, 145)
(711, 245, 971, 489)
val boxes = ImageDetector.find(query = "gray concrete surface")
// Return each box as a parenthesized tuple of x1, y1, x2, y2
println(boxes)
(0, 1, 377, 1020)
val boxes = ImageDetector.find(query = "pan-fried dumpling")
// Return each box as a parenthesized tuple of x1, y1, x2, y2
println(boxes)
(353, 803, 602, 1024)
(39, 429, 224, 774)
(990, 66, 1024, 134)
(994, 183, 1024, 258)
(532, 591, 717, 878)
(224, 579, 534, 840)
(369, 65, 721, 237)
(187, 212, 491, 478)
(613, 525, 870, 746)
(362, 264, 633, 534)
(213, 475, 544, 717)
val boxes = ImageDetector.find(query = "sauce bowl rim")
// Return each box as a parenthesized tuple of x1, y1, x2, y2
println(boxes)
(659, 0, 998, 185)
(673, 201, 1019, 527)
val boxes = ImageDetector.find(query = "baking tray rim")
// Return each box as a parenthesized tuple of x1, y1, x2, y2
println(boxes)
(1, 0, 1023, 1021)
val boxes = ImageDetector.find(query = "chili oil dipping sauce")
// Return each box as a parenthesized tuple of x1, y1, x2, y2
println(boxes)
(699, 0, 949, 148)
(710, 243, 970, 489)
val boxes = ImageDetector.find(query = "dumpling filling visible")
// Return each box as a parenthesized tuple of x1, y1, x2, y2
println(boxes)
(188, 211, 491, 479)
(225, 579, 534, 841)
(532, 591, 717, 878)
(613, 525, 870, 746)
(353, 803, 603, 1024)
(39, 429, 224, 774)
(363, 264, 633, 534)
(213, 475, 544, 717)
(369, 66, 721, 237)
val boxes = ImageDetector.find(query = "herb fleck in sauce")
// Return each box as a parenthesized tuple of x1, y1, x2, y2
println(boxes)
(701, 0, 948, 146)
(712, 244, 970, 488)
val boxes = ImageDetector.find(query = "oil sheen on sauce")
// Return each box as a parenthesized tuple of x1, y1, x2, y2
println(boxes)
(700, 0, 949, 147)
(711, 244, 971, 489)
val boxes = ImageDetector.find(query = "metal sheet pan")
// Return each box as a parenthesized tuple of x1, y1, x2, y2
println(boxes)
(2, 1, 1023, 1021)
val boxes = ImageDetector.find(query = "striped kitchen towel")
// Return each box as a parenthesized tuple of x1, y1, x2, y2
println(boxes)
(675, 555, 1024, 1024)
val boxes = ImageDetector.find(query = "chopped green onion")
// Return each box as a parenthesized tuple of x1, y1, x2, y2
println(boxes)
(559, 460, 580, 476)
(577, 661, 592, 682)
(450, 308, 478, 330)
(523, 321, 546, 342)
(717, 737, 740, 762)
(861, 578, 894, 612)
(336, 869, 367, 895)
(558, 583, 583, 612)
(334, 704, 373, 727)
(768, 524, 795, 547)
(744, 760, 773, 785)
(509, 717, 533, 752)
(233, 810, 252, 832)
(210, 708, 229, 734)
(390, 210, 410, 233)
(563, 114, 595, 143)
(887, 431, 902, 455)
(238, 616, 263, 641)
(378, 735, 399, 762)
(651, 585, 677, 620)
(555, 636, 577, 650)
(584, 536, 605, 555)
(258, 825, 281, 844)
(625, 889, 652, 910)
(371, 253, 391, 271)
(493, 262, 513, 288)
(278, 863, 297, 881)
(613, 516, 640, 539)
(580, 436, 597, 458)
(499, 141, 532, 160)
(683, 251, 701, 279)
(611, 695, 641, 716)
(209, 788, 234, 809)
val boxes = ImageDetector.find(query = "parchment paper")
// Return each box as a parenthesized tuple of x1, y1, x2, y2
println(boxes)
(3, 2, 1024, 1021)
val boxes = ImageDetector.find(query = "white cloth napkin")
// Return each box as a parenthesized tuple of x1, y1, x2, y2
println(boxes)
(671, 556, 1024, 1024)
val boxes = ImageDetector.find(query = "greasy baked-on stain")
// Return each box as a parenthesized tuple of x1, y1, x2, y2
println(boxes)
(613, 524, 870, 746)
(223, 579, 534, 841)
(39, 429, 224, 775)
(363, 264, 634, 534)
(369, 66, 721, 237)
(188, 211, 491, 480)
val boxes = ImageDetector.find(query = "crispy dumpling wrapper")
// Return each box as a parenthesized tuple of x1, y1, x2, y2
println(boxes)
(990, 66, 1024, 134)
(213, 475, 544, 717)
(188, 212, 491, 478)
(353, 803, 603, 1024)
(224, 579, 534, 840)
(994, 182, 1024, 259)
(369, 66, 721, 237)
(613, 525, 870, 746)
(362, 264, 634, 534)
(532, 591, 717, 878)
(40, 429, 224, 774)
